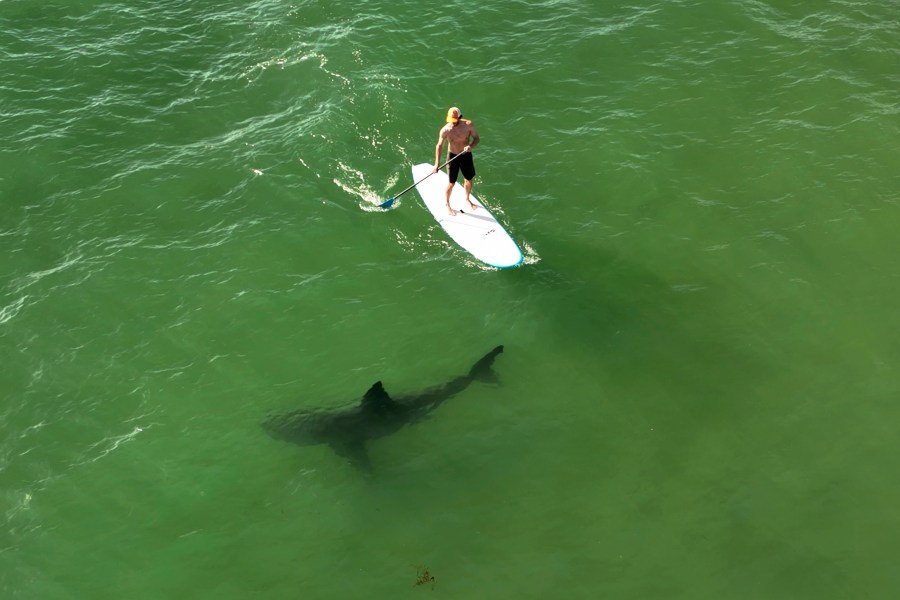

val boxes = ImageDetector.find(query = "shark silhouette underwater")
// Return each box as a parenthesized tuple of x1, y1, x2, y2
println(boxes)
(262, 345, 504, 473)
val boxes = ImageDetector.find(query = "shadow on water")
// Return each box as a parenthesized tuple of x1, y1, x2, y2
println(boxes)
(494, 233, 780, 474)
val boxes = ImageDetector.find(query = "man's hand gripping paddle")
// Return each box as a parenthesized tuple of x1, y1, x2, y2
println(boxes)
(379, 152, 464, 209)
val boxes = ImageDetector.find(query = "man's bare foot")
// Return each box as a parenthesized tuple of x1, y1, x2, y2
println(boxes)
(467, 202, 478, 210)
(447, 207, 457, 216)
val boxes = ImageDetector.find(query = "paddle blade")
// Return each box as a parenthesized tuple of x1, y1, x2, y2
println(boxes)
(379, 197, 395, 209)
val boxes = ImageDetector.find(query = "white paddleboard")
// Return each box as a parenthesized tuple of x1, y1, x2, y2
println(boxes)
(411, 163, 523, 268)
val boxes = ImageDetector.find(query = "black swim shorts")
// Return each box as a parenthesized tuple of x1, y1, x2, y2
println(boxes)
(448, 151, 476, 184)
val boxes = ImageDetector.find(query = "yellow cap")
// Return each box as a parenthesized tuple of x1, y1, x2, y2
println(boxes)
(446, 106, 462, 123)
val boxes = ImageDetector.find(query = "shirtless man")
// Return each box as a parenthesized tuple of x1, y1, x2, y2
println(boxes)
(433, 106, 480, 216)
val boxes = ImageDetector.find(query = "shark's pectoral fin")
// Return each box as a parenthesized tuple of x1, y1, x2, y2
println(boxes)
(329, 440, 373, 474)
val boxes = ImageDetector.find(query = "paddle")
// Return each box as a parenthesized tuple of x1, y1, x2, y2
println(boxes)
(379, 152, 465, 209)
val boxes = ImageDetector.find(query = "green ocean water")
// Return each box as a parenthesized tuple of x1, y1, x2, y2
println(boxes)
(2, 0, 899, 597)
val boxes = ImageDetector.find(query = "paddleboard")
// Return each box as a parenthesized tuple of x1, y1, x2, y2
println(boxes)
(411, 163, 523, 268)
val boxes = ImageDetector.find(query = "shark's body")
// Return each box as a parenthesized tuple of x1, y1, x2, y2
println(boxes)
(262, 345, 504, 472)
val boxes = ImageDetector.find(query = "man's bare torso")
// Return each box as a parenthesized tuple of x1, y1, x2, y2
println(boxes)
(441, 120, 476, 153)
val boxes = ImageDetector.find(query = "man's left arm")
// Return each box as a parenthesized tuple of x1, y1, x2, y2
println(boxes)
(465, 123, 480, 153)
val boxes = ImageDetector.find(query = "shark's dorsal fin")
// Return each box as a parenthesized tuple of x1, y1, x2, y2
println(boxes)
(361, 381, 395, 411)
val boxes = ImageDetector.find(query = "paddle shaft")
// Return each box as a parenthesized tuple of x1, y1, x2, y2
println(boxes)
(389, 152, 465, 202)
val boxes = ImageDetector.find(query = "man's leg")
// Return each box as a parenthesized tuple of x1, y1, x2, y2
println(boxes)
(464, 179, 477, 210)
(445, 182, 456, 216)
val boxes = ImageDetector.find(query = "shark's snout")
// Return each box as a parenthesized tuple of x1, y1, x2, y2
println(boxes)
(260, 414, 285, 440)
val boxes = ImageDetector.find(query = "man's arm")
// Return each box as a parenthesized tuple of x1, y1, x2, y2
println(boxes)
(434, 127, 448, 171)
(465, 122, 480, 152)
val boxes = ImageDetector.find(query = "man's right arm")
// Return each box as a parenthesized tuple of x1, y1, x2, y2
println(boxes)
(434, 128, 447, 172)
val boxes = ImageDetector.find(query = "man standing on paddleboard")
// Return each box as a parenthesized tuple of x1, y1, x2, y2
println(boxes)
(434, 106, 480, 216)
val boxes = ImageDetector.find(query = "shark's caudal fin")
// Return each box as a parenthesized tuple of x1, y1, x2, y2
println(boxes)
(468, 345, 504, 383)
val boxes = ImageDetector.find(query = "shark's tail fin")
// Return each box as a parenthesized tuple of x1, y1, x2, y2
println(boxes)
(468, 345, 504, 383)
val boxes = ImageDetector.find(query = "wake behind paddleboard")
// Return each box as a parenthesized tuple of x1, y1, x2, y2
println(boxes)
(411, 163, 523, 268)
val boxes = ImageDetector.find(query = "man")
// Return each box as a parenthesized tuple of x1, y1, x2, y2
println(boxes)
(434, 106, 480, 216)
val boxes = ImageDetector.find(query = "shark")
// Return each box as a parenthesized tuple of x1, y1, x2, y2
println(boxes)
(262, 345, 504, 473)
